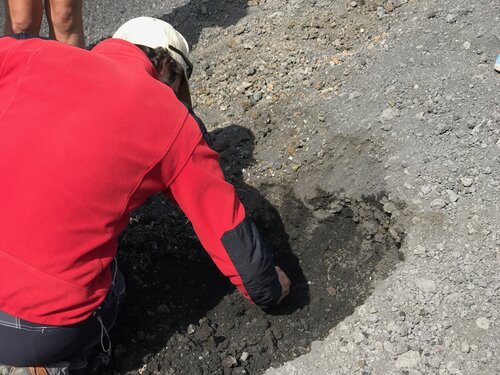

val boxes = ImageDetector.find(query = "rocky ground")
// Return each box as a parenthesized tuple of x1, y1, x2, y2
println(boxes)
(2, 0, 498, 374)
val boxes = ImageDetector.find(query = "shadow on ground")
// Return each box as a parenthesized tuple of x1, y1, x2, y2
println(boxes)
(105, 124, 404, 375)
(159, 0, 249, 48)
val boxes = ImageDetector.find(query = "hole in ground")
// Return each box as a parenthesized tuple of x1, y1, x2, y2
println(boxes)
(95, 125, 405, 375)
(104, 187, 403, 375)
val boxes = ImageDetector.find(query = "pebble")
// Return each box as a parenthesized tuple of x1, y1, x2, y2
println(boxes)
(461, 177, 474, 187)
(380, 107, 398, 122)
(392, 0, 406, 7)
(383, 341, 396, 354)
(240, 352, 249, 362)
(435, 122, 451, 135)
(431, 198, 446, 209)
(421, 185, 432, 195)
(445, 14, 456, 24)
(461, 342, 470, 353)
(223, 356, 238, 368)
(414, 245, 426, 255)
(353, 331, 366, 344)
(383, 201, 397, 214)
(395, 350, 420, 368)
(156, 304, 170, 314)
(384, 1, 395, 14)
(475, 317, 490, 330)
(253, 91, 262, 101)
(416, 278, 437, 293)
(381, 123, 393, 131)
(446, 361, 461, 374)
(376, 6, 386, 19)
(446, 190, 459, 203)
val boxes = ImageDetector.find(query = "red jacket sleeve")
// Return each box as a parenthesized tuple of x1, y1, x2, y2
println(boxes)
(163, 117, 281, 308)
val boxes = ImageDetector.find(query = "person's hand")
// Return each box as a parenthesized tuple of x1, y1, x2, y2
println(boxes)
(275, 266, 291, 304)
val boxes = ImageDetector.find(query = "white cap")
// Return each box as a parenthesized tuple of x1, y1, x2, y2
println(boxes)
(113, 17, 193, 105)
(113, 17, 190, 76)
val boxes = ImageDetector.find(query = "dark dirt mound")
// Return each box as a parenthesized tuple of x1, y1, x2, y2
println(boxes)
(90, 125, 404, 375)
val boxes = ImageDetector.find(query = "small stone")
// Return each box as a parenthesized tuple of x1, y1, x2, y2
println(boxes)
(461, 177, 474, 187)
(445, 14, 456, 23)
(392, 0, 406, 7)
(381, 123, 393, 131)
(376, 6, 385, 19)
(253, 91, 263, 102)
(156, 304, 170, 314)
(427, 10, 437, 18)
(187, 324, 196, 334)
(421, 185, 432, 195)
(383, 341, 396, 354)
(414, 245, 426, 255)
(431, 199, 446, 209)
(395, 350, 420, 368)
(350, 1, 358, 7)
(240, 352, 249, 362)
(416, 279, 436, 293)
(446, 190, 459, 203)
(435, 122, 451, 135)
(463, 41, 471, 50)
(476, 317, 490, 330)
(428, 357, 441, 369)
(461, 342, 470, 353)
(383, 201, 397, 214)
(380, 107, 398, 122)
(223, 355, 238, 368)
(353, 331, 366, 343)
(446, 361, 461, 374)
(384, 1, 395, 13)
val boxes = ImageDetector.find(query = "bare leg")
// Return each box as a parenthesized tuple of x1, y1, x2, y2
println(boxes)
(3, 0, 43, 36)
(46, 0, 84, 47)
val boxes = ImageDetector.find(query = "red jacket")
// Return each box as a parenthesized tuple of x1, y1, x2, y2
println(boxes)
(0, 37, 280, 326)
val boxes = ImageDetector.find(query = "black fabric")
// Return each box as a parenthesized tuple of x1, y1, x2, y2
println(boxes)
(221, 217, 281, 308)
(0, 263, 125, 368)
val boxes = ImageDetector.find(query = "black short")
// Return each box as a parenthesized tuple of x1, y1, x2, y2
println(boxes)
(0, 260, 125, 371)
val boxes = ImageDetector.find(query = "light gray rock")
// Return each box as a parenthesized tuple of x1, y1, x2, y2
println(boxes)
(395, 350, 420, 368)
(475, 317, 490, 330)
(445, 14, 456, 23)
(461, 177, 474, 187)
(380, 107, 398, 122)
(416, 279, 437, 292)
(353, 331, 366, 344)
(431, 199, 446, 209)
(446, 190, 459, 202)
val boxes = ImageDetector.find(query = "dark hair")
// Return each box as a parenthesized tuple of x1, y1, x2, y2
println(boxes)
(136, 45, 184, 87)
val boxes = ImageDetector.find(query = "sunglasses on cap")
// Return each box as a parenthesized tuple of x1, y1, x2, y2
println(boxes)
(168, 45, 193, 79)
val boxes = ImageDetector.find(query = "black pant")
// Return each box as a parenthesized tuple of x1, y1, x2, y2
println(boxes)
(0, 260, 125, 372)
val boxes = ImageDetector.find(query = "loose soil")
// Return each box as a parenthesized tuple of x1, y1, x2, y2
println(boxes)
(90, 126, 404, 375)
